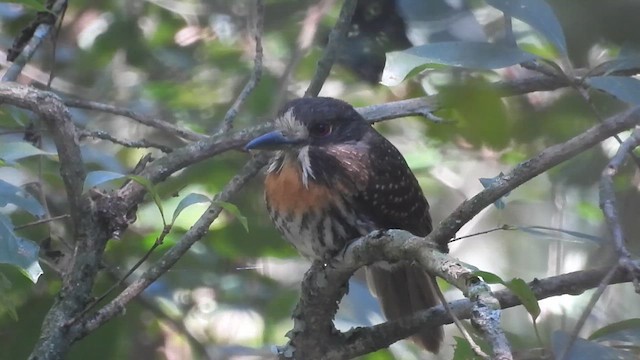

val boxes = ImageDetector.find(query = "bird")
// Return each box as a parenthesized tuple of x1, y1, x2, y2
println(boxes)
(245, 97, 443, 352)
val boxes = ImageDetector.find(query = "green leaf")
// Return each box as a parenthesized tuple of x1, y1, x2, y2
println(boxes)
(0, 179, 45, 218)
(517, 225, 603, 244)
(452, 336, 480, 360)
(382, 42, 536, 86)
(128, 175, 166, 226)
(0, 272, 18, 320)
(487, 0, 567, 54)
(0, 214, 43, 283)
(506, 278, 540, 320)
(171, 193, 211, 224)
(589, 318, 640, 342)
(592, 56, 640, 76)
(472, 270, 505, 285)
(588, 76, 640, 105)
(213, 201, 249, 232)
(438, 79, 510, 150)
(552, 330, 636, 360)
(479, 173, 510, 209)
(473, 271, 540, 321)
(83, 170, 127, 193)
(0, 141, 56, 163)
(10, 0, 48, 12)
(83, 171, 166, 226)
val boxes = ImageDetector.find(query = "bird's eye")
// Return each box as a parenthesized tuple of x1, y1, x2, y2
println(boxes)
(309, 122, 332, 137)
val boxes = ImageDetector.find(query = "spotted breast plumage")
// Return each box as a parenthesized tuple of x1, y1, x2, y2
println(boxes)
(245, 97, 443, 352)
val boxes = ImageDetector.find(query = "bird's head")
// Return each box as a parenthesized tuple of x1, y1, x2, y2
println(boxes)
(245, 97, 371, 152)
(245, 97, 373, 187)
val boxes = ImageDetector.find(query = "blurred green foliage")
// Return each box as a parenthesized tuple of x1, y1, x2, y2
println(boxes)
(1, 0, 640, 359)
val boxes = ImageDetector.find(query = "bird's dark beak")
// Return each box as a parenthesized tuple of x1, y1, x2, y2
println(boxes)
(244, 131, 301, 151)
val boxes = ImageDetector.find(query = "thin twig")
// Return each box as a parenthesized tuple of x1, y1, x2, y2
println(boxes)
(79, 130, 173, 153)
(438, 288, 490, 359)
(558, 265, 619, 360)
(13, 214, 69, 230)
(273, 0, 336, 110)
(304, 0, 357, 97)
(216, 0, 264, 135)
(599, 128, 640, 291)
(2, 0, 68, 82)
(46, 1, 67, 89)
(522, 57, 640, 168)
(66, 225, 173, 327)
(64, 98, 206, 142)
(102, 268, 212, 360)
(580, 93, 640, 169)
(431, 106, 640, 251)
(450, 225, 513, 242)
(76, 153, 270, 338)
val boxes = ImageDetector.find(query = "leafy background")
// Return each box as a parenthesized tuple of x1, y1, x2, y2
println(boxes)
(1, 0, 640, 359)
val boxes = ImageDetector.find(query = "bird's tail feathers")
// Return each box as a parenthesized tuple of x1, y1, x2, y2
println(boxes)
(366, 263, 443, 352)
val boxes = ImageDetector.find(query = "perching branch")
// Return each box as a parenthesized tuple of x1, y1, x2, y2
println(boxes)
(282, 230, 511, 359)
(282, 227, 639, 359)
(344, 260, 638, 360)
(283, 105, 640, 359)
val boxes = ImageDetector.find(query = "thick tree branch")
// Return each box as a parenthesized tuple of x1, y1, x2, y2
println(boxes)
(0, 83, 86, 221)
(0, 82, 110, 360)
(343, 261, 637, 360)
(283, 227, 639, 359)
(281, 230, 511, 359)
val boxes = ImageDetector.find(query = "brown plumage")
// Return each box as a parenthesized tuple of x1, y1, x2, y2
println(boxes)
(245, 97, 443, 352)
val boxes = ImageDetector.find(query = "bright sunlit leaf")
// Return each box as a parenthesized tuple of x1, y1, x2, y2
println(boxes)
(0, 179, 45, 218)
(0, 214, 43, 283)
(213, 201, 249, 232)
(588, 76, 640, 105)
(128, 175, 166, 226)
(0, 141, 56, 163)
(382, 42, 536, 86)
(171, 193, 211, 224)
(83, 171, 127, 193)
(588, 318, 640, 342)
(487, 0, 567, 54)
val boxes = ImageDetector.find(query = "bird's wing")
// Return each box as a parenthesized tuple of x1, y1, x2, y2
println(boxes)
(354, 131, 432, 237)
